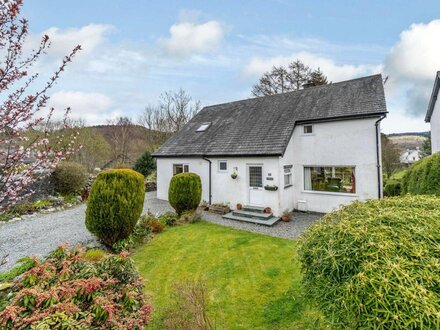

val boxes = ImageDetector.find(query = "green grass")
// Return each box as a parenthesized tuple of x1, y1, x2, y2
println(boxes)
(133, 221, 325, 329)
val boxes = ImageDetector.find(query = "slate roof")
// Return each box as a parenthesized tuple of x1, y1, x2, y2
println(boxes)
(154, 74, 387, 157)
(425, 71, 440, 122)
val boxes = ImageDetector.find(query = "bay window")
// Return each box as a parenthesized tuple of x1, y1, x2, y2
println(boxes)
(304, 166, 356, 193)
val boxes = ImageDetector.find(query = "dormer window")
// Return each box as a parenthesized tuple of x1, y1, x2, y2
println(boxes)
(196, 122, 211, 132)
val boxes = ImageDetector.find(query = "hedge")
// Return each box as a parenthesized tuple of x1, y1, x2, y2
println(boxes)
(168, 173, 202, 215)
(383, 179, 401, 197)
(53, 161, 88, 195)
(299, 195, 440, 329)
(401, 152, 440, 196)
(85, 169, 145, 247)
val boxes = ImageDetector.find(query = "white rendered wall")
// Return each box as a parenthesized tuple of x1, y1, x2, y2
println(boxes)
(431, 99, 440, 153)
(280, 118, 381, 213)
(156, 156, 282, 215)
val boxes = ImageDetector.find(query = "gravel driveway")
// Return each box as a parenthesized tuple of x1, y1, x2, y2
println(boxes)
(0, 192, 322, 271)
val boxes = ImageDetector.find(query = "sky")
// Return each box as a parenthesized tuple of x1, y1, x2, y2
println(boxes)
(21, 0, 440, 133)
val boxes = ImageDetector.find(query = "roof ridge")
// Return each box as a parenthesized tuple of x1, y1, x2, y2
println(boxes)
(202, 73, 383, 111)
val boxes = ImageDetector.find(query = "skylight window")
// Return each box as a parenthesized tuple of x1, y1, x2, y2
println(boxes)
(196, 122, 211, 132)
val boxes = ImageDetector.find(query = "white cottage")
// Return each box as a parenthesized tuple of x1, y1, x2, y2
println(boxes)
(153, 74, 387, 219)
(426, 71, 440, 154)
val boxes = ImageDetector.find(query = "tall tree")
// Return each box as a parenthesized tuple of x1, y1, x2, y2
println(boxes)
(0, 0, 80, 208)
(139, 89, 201, 141)
(381, 134, 402, 178)
(307, 68, 329, 87)
(251, 60, 327, 97)
(107, 117, 133, 165)
(420, 132, 432, 158)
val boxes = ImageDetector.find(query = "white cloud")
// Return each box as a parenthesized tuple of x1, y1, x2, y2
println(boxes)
(46, 91, 119, 124)
(159, 20, 225, 57)
(384, 20, 440, 116)
(244, 51, 380, 82)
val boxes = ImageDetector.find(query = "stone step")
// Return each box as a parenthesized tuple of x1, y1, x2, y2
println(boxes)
(232, 210, 273, 219)
(242, 205, 265, 214)
(222, 212, 279, 226)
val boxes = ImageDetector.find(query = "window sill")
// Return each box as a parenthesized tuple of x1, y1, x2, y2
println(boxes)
(284, 184, 293, 189)
(302, 190, 358, 197)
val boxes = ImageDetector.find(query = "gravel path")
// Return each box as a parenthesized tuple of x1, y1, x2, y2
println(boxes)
(0, 192, 322, 271)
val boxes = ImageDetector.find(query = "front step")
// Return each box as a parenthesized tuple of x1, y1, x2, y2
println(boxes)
(232, 210, 273, 219)
(222, 212, 279, 226)
(242, 205, 265, 214)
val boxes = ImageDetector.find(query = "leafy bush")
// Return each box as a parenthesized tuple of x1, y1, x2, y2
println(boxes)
(168, 173, 202, 215)
(86, 169, 145, 247)
(158, 211, 179, 226)
(383, 179, 401, 197)
(0, 257, 36, 282)
(53, 161, 88, 195)
(178, 210, 203, 224)
(298, 195, 440, 329)
(0, 245, 152, 329)
(401, 152, 440, 196)
(133, 150, 156, 177)
(148, 217, 165, 234)
(113, 214, 154, 252)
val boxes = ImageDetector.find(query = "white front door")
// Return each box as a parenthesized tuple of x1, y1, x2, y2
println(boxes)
(248, 165, 264, 206)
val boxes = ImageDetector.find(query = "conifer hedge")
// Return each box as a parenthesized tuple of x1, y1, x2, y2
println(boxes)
(299, 195, 440, 329)
(168, 173, 202, 215)
(85, 169, 145, 247)
(401, 152, 440, 196)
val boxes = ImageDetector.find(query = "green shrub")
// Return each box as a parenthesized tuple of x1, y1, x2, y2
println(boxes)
(0, 245, 152, 329)
(113, 214, 154, 252)
(158, 211, 179, 226)
(0, 257, 36, 282)
(168, 173, 202, 215)
(298, 195, 440, 329)
(401, 152, 440, 196)
(133, 150, 156, 177)
(178, 210, 203, 224)
(383, 179, 401, 197)
(85, 169, 145, 247)
(53, 161, 88, 195)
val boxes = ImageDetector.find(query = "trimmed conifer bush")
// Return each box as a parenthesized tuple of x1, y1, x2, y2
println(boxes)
(168, 173, 202, 215)
(299, 195, 440, 329)
(401, 152, 440, 196)
(85, 169, 145, 247)
(53, 161, 88, 195)
(383, 179, 401, 196)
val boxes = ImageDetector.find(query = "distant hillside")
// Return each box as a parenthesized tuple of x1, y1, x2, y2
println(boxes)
(387, 131, 429, 151)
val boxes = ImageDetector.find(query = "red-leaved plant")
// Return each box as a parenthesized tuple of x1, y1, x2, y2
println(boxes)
(0, 244, 152, 329)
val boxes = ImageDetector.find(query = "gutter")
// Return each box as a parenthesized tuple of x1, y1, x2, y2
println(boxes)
(202, 157, 212, 204)
(375, 115, 386, 199)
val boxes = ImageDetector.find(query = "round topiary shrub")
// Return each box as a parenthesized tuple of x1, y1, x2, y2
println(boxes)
(168, 173, 202, 215)
(383, 179, 401, 196)
(85, 169, 145, 247)
(133, 150, 156, 177)
(298, 195, 440, 329)
(401, 152, 440, 196)
(53, 161, 88, 195)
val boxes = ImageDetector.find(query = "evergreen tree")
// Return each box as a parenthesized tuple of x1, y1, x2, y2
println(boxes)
(420, 133, 432, 158)
(307, 68, 329, 87)
(133, 150, 156, 177)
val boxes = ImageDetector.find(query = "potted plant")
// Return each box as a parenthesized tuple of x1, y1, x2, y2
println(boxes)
(281, 209, 292, 222)
(263, 207, 272, 214)
(236, 203, 242, 210)
(231, 171, 238, 179)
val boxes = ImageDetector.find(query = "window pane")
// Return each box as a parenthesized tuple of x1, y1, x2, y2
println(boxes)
(219, 161, 227, 171)
(304, 166, 355, 193)
(249, 166, 262, 187)
(184, 165, 189, 172)
(304, 125, 313, 134)
(173, 164, 183, 175)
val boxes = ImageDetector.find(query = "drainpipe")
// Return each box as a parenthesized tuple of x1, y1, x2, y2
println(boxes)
(202, 157, 212, 204)
(375, 115, 386, 199)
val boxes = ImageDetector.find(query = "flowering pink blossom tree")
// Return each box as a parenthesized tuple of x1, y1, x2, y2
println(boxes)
(0, 0, 81, 210)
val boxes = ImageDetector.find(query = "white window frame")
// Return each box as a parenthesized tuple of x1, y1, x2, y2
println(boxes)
(303, 124, 313, 135)
(303, 165, 356, 195)
(218, 160, 227, 172)
(173, 163, 189, 175)
(284, 165, 293, 188)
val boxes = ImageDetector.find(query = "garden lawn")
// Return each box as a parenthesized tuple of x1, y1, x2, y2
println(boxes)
(133, 221, 324, 329)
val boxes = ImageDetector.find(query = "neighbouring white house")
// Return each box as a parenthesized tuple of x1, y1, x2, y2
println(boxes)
(426, 71, 440, 154)
(153, 74, 387, 216)
(400, 148, 420, 166)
